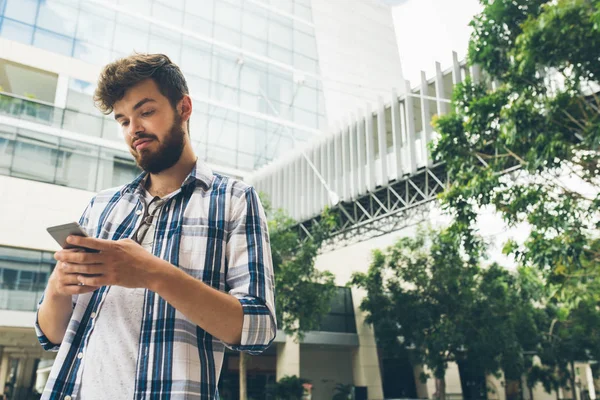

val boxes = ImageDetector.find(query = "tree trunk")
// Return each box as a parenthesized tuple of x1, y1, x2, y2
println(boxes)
(240, 352, 248, 400)
(434, 376, 446, 400)
(570, 361, 578, 400)
(528, 384, 534, 400)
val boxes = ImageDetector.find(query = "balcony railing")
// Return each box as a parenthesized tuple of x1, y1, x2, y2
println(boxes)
(0, 92, 122, 142)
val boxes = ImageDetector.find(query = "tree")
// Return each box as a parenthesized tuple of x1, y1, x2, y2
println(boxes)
(351, 227, 540, 400)
(432, 0, 600, 304)
(237, 196, 337, 400)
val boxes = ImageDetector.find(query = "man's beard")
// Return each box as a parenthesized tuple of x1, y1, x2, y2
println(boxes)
(131, 115, 186, 174)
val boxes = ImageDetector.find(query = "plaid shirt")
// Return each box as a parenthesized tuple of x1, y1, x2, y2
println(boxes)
(35, 161, 277, 399)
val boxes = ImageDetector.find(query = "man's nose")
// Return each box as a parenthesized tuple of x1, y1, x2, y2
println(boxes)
(126, 118, 144, 138)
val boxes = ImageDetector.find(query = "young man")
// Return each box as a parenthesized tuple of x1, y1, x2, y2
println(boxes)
(35, 54, 276, 400)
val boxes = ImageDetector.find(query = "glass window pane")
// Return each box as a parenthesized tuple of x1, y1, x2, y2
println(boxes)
(185, 0, 214, 20)
(36, 1, 78, 37)
(213, 25, 240, 47)
(0, 18, 34, 45)
(56, 139, 99, 191)
(98, 149, 140, 190)
(155, 0, 184, 9)
(12, 130, 59, 183)
(294, 3, 312, 21)
(113, 16, 149, 54)
(181, 41, 212, 78)
(148, 34, 182, 64)
(62, 109, 103, 138)
(241, 9, 267, 41)
(4, 0, 38, 25)
(215, 1, 240, 30)
(242, 35, 267, 56)
(293, 30, 317, 58)
(186, 75, 210, 98)
(151, 3, 183, 26)
(268, 44, 292, 65)
(73, 41, 111, 66)
(118, 0, 151, 16)
(0, 129, 15, 174)
(182, 15, 212, 37)
(76, 9, 115, 48)
(33, 29, 73, 57)
(268, 22, 292, 49)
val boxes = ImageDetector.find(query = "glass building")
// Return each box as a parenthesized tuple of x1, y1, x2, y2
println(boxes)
(0, 0, 405, 398)
(0, 0, 327, 175)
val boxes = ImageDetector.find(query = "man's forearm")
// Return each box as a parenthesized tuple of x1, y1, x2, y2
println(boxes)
(38, 289, 73, 345)
(148, 259, 244, 345)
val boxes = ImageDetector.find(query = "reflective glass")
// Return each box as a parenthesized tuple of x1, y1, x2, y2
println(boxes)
(182, 14, 213, 37)
(4, 0, 38, 25)
(36, 1, 78, 37)
(241, 9, 267, 40)
(0, 18, 34, 45)
(241, 35, 267, 56)
(155, 0, 184, 9)
(181, 41, 212, 78)
(293, 30, 317, 58)
(213, 25, 240, 47)
(186, 75, 210, 98)
(74, 41, 111, 66)
(76, 9, 115, 48)
(118, 0, 151, 16)
(62, 109, 103, 138)
(113, 16, 149, 54)
(214, 1, 240, 30)
(294, 3, 312, 21)
(33, 29, 73, 57)
(0, 130, 15, 175)
(185, 0, 214, 20)
(55, 138, 99, 191)
(148, 34, 182, 64)
(151, 2, 183, 26)
(12, 130, 59, 183)
(268, 43, 292, 65)
(268, 22, 292, 49)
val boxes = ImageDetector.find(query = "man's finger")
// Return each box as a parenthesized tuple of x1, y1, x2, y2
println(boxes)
(66, 236, 112, 252)
(76, 275, 107, 287)
(61, 263, 106, 276)
(55, 250, 103, 264)
(61, 285, 100, 295)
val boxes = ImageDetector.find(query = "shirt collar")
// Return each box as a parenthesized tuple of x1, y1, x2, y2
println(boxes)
(121, 159, 214, 195)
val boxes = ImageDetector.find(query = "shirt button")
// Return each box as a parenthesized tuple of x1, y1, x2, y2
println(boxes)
(65, 396, 72, 400)
(91, 312, 97, 319)
(136, 209, 143, 215)
(77, 352, 83, 359)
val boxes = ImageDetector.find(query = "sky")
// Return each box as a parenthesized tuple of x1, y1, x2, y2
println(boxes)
(390, 0, 483, 85)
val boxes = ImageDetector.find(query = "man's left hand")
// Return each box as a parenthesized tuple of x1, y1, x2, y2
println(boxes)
(54, 236, 160, 289)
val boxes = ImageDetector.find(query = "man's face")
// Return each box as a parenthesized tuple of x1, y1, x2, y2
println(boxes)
(113, 79, 186, 174)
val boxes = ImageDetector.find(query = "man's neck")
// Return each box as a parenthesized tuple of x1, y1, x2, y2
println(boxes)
(145, 149, 197, 198)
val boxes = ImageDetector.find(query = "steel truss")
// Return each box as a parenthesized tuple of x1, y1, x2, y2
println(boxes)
(296, 163, 448, 251)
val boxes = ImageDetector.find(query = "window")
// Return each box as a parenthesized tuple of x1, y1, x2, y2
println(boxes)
(268, 21, 292, 49)
(151, 2, 183, 26)
(76, 8, 115, 48)
(12, 131, 59, 183)
(33, 29, 73, 57)
(55, 139, 99, 191)
(214, 1, 241, 30)
(113, 16, 149, 54)
(185, 0, 214, 20)
(36, 1, 78, 37)
(3, 0, 38, 25)
(0, 18, 34, 45)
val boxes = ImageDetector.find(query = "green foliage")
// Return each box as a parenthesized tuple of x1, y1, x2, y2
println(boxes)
(433, 0, 600, 303)
(351, 227, 541, 384)
(332, 383, 353, 400)
(260, 194, 337, 340)
(265, 375, 308, 400)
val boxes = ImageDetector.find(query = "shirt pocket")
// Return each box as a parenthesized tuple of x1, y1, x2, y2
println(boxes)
(179, 224, 227, 290)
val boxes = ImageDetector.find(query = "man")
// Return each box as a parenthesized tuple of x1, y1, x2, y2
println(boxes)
(35, 54, 276, 399)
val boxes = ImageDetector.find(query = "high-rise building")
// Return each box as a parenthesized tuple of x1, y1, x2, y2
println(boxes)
(0, 0, 403, 399)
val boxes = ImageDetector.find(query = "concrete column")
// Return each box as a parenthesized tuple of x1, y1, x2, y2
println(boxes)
(0, 351, 9, 391)
(413, 364, 432, 399)
(276, 336, 300, 381)
(445, 362, 462, 397)
(351, 288, 384, 400)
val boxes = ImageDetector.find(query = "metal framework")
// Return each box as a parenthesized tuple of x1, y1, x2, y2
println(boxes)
(296, 164, 447, 249)
(249, 53, 488, 251)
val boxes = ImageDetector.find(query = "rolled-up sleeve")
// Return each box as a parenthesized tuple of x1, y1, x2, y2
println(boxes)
(225, 186, 277, 354)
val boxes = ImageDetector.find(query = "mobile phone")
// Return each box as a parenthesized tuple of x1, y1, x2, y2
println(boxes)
(46, 222, 99, 253)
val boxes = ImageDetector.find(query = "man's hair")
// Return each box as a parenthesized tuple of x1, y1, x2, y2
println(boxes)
(94, 53, 189, 115)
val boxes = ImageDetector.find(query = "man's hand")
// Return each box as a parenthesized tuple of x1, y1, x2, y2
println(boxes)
(48, 248, 100, 297)
(54, 236, 159, 289)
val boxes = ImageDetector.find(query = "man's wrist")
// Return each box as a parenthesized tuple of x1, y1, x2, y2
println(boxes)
(145, 257, 176, 293)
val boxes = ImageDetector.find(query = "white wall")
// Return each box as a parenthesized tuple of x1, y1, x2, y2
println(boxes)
(0, 175, 94, 252)
(311, 0, 404, 128)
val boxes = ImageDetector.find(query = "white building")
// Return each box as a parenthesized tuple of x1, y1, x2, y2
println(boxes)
(0, 0, 405, 399)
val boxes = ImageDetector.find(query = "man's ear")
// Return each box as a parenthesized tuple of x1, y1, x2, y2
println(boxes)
(179, 95, 192, 123)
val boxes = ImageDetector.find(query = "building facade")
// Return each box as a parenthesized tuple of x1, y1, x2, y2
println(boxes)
(0, 0, 404, 399)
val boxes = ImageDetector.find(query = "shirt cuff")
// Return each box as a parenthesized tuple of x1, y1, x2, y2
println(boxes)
(34, 310, 61, 352)
(224, 295, 276, 355)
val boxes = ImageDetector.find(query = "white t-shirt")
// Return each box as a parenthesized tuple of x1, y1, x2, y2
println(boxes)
(79, 189, 165, 399)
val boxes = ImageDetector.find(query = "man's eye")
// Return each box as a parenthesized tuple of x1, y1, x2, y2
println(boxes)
(121, 121, 129, 127)
(142, 110, 155, 117)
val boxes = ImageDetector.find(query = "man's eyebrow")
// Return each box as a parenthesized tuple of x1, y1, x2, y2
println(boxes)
(114, 98, 157, 120)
